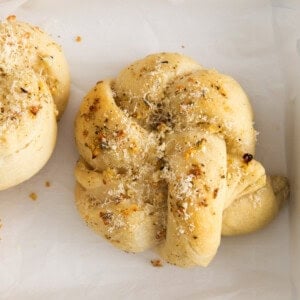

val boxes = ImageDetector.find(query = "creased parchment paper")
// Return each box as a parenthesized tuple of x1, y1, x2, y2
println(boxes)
(0, 0, 298, 299)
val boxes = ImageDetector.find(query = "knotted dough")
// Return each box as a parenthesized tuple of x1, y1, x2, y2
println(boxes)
(74, 53, 288, 267)
(0, 18, 70, 190)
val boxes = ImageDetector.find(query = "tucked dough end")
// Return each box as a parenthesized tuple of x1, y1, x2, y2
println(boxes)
(222, 176, 289, 236)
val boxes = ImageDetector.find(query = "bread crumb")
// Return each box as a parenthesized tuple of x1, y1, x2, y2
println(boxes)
(75, 35, 82, 42)
(29, 192, 38, 201)
(29, 106, 40, 116)
(45, 181, 51, 187)
(151, 259, 163, 267)
(181, 44, 185, 49)
(6, 15, 16, 21)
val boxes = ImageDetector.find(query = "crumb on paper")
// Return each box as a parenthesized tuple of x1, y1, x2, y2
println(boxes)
(151, 259, 163, 267)
(45, 181, 51, 187)
(75, 35, 82, 42)
(29, 192, 38, 201)
(6, 15, 16, 21)
(181, 44, 185, 49)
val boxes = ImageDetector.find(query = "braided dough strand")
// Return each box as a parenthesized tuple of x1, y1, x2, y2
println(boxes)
(0, 19, 70, 117)
(222, 176, 289, 236)
(0, 67, 56, 190)
(0, 18, 70, 190)
(159, 131, 227, 267)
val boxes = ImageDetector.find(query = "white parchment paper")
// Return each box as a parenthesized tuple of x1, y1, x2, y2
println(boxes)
(0, 0, 298, 299)
(272, 1, 300, 298)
